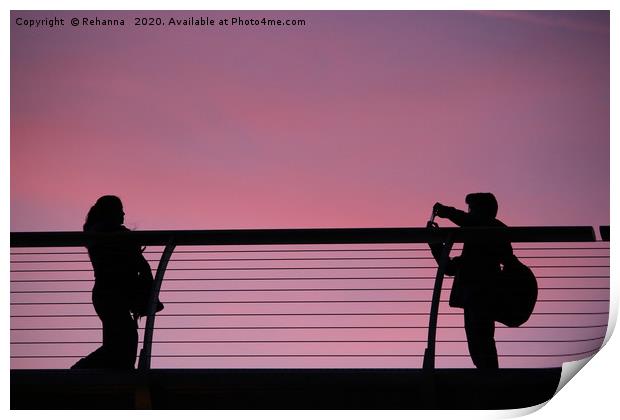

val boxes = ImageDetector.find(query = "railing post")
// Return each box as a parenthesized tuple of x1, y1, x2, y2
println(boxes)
(138, 238, 176, 371)
(423, 236, 453, 370)
(600, 225, 609, 241)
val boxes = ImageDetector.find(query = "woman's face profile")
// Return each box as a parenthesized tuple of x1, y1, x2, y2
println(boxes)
(103, 198, 124, 226)
(115, 205, 125, 225)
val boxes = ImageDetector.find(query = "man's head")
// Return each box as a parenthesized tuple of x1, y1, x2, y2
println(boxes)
(466, 192, 498, 219)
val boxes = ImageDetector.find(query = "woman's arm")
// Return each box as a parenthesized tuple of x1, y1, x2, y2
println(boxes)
(137, 253, 154, 282)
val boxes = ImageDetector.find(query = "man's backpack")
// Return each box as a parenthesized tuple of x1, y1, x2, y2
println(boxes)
(493, 255, 538, 327)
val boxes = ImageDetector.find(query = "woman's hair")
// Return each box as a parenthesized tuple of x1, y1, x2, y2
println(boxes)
(83, 195, 124, 232)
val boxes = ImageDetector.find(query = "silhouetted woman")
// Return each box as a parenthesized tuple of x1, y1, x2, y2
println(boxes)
(429, 193, 512, 369)
(71, 195, 153, 369)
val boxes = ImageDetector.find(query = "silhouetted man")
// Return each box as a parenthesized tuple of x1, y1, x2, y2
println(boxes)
(430, 193, 512, 369)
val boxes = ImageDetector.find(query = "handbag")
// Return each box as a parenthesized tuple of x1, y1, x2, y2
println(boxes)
(130, 270, 165, 318)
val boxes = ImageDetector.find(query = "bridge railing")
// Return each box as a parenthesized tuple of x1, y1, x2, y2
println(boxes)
(10, 226, 609, 370)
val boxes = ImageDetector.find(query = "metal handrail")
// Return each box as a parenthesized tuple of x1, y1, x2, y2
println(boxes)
(9, 226, 596, 248)
(10, 226, 599, 370)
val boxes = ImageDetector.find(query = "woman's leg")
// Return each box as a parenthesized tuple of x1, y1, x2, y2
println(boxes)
(71, 293, 111, 369)
(70, 346, 108, 369)
(72, 294, 138, 370)
(99, 303, 138, 369)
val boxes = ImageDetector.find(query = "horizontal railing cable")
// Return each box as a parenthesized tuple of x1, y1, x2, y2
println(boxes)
(11, 335, 607, 344)
(11, 312, 610, 318)
(11, 254, 611, 264)
(10, 299, 610, 304)
(9, 275, 609, 284)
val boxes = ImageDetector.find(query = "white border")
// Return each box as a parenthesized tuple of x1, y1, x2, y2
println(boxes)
(4, 1, 616, 419)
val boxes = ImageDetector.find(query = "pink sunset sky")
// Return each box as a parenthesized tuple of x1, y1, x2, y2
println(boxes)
(9, 10, 610, 372)
(10, 10, 609, 232)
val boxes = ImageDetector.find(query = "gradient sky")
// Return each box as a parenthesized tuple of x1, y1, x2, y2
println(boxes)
(9, 10, 610, 370)
(10, 10, 609, 232)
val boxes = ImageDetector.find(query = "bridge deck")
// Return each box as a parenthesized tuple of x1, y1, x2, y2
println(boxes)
(11, 368, 561, 409)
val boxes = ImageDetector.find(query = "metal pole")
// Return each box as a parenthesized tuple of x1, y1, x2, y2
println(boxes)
(423, 237, 453, 370)
(138, 239, 176, 371)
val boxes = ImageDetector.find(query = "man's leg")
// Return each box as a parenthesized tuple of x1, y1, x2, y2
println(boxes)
(464, 304, 498, 369)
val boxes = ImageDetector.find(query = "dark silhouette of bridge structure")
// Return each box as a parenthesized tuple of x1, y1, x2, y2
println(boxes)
(10, 225, 610, 409)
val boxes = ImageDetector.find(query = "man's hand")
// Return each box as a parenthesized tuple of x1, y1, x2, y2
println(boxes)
(433, 202, 447, 217)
